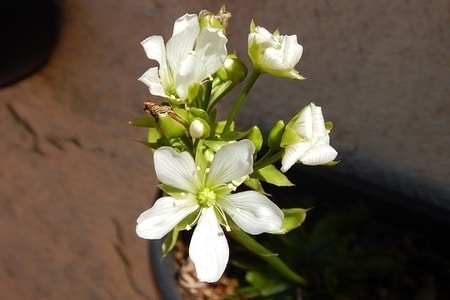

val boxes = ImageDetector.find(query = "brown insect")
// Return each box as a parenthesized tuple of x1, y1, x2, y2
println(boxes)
(143, 101, 186, 125)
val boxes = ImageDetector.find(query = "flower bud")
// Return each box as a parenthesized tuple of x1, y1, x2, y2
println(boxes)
(157, 113, 187, 139)
(268, 120, 285, 149)
(216, 54, 248, 83)
(248, 20, 304, 80)
(247, 125, 263, 152)
(189, 118, 210, 138)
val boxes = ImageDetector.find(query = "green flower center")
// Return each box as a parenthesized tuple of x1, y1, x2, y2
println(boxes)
(197, 187, 217, 207)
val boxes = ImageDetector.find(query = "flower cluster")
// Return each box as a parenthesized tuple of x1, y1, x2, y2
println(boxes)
(131, 7, 337, 283)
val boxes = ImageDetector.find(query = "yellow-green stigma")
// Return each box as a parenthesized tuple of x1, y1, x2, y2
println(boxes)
(197, 187, 217, 207)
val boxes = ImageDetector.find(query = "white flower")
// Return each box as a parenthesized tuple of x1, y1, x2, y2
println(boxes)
(139, 13, 228, 101)
(136, 140, 283, 282)
(281, 103, 338, 172)
(248, 21, 304, 80)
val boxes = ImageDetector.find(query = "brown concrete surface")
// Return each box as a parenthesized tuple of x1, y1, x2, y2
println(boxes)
(0, 0, 449, 299)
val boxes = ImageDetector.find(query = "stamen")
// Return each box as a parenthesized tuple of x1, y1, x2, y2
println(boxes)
(215, 206, 230, 232)
(185, 210, 202, 230)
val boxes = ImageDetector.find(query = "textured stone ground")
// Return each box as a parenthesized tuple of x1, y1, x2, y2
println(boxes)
(0, 1, 448, 299)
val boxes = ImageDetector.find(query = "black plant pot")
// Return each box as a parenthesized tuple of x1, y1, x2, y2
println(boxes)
(149, 238, 183, 300)
(149, 167, 450, 299)
(0, 0, 62, 87)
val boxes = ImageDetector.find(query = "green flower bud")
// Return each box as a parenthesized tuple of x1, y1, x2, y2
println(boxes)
(221, 54, 248, 84)
(157, 113, 187, 139)
(247, 126, 263, 152)
(268, 120, 286, 149)
(189, 118, 210, 139)
(216, 54, 247, 84)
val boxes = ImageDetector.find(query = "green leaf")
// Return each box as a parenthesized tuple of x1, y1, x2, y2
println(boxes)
(271, 208, 309, 234)
(245, 271, 291, 297)
(254, 164, 294, 186)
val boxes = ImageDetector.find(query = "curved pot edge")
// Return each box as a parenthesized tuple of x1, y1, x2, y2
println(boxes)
(149, 239, 183, 300)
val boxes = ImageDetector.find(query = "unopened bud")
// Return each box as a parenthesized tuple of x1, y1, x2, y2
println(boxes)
(189, 118, 210, 138)
(217, 54, 248, 83)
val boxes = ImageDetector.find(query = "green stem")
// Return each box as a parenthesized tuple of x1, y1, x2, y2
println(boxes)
(207, 81, 234, 114)
(228, 228, 308, 286)
(202, 79, 213, 110)
(254, 149, 284, 171)
(222, 69, 261, 134)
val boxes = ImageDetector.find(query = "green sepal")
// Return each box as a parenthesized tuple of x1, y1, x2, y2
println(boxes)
(202, 140, 228, 153)
(280, 126, 303, 148)
(161, 228, 180, 258)
(158, 183, 186, 197)
(187, 82, 201, 104)
(137, 139, 160, 150)
(268, 120, 285, 149)
(271, 208, 309, 234)
(194, 140, 211, 174)
(214, 120, 233, 135)
(129, 116, 156, 128)
(254, 164, 294, 186)
(147, 128, 171, 147)
(244, 177, 266, 194)
(220, 128, 252, 141)
(188, 107, 210, 122)
(161, 210, 199, 257)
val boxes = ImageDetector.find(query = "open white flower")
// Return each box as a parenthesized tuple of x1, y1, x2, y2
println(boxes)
(281, 103, 338, 172)
(136, 140, 283, 282)
(248, 21, 304, 80)
(139, 13, 228, 101)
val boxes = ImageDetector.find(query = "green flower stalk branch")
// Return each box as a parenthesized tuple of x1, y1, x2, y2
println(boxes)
(130, 6, 338, 285)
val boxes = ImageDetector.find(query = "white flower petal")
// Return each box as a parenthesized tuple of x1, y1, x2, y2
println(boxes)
(221, 191, 283, 234)
(195, 28, 228, 75)
(172, 13, 198, 36)
(300, 139, 338, 166)
(176, 54, 207, 100)
(136, 196, 198, 239)
(283, 35, 303, 69)
(189, 207, 229, 283)
(166, 14, 199, 77)
(154, 147, 199, 192)
(293, 104, 313, 139)
(281, 142, 311, 173)
(138, 67, 167, 98)
(207, 140, 255, 185)
(310, 103, 328, 138)
(141, 35, 166, 67)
